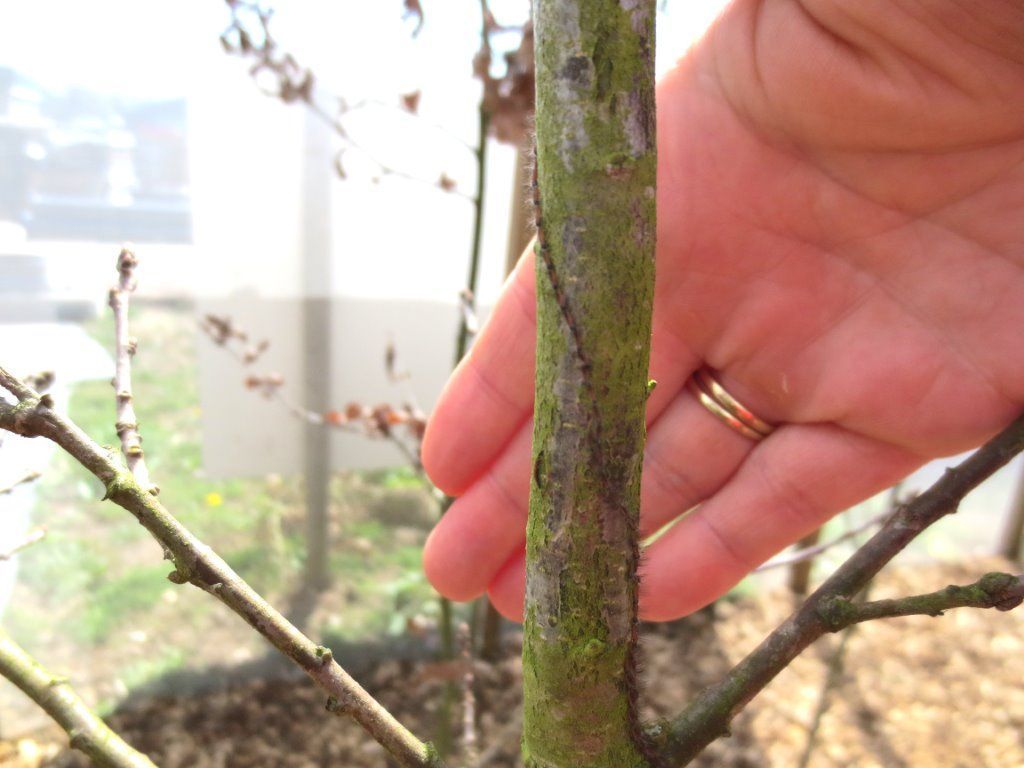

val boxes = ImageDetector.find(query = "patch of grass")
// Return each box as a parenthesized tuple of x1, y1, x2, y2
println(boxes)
(18, 529, 109, 600)
(348, 518, 388, 540)
(79, 564, 179, 645)
(363, 466, 429, 491)
(225, 534, 304, 594)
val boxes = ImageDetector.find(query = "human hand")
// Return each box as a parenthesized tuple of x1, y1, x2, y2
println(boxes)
(422, 0, 1024, 621)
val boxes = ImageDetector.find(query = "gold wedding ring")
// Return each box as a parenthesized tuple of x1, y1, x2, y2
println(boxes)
(687, 367, 776, 442)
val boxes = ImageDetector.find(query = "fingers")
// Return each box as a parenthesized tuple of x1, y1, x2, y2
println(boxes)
(486, 423, 922, 623)
(639, 377, 758, 536)
(489, 550, 526, 621)
(422, 419, 532, 601)
(424, 373, 754, 603)
(420, 248, 699, 497)
(638, 423, 922, 621)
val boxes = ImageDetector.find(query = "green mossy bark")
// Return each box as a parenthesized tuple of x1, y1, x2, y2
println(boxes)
(0, 630, 158, 768)
(523, 1, 656, 767)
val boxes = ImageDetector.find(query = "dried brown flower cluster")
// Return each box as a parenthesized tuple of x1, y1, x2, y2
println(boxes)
(220, 1, 315, 104)
(202, 314, 270, 364)
(476, 16, 535, 146)
(201, 314, 427, 458)
(217, 0, 475, 196)
(324, 402, 427, 442)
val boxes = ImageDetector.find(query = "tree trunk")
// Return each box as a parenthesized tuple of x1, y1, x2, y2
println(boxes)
(522, 2, 657, 766)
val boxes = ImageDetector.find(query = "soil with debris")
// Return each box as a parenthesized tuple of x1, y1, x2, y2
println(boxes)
(6, 558, 1022, 768)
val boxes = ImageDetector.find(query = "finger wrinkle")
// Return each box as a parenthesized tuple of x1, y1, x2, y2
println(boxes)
(465, 354, 527, 416)
(748, 438, 824, 531)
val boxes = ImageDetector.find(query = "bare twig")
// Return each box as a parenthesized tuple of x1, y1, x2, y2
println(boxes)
(0, 527, 46, 561)
(0, 471, 41, 496)
(435, 0, 499, 677)
(219, 0, 475, 198)
(817, 572, 1024, 628)
(753, 510, 892, 574)
(459, 622, 479, 764)
(108, 247, 156, 495)
(652, 413, 1024, 766)
(0, 628, 158, 768)
(0, 368, 444, 768)
(797, 587, 864, 768)
(199, 314, 426, 470)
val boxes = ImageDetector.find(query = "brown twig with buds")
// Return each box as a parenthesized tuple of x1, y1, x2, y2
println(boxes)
(0, 365, 444, 768)
(219, 0, 476, 198)
(108, 247, 157, 495)
(0, 527, 46, 561)
(0, 471, 41, 496)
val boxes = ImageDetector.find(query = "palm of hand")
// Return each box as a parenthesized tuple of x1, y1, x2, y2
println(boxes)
(422, 0, 1024, 620)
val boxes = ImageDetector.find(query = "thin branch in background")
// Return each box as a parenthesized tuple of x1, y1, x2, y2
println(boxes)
(403, 0, 424, 36)
(108, 247, 157, 495)
(0, 628, 158, 768)
(200, 313, 426, 470)
(753, 509, 894, 574)
(201, 313, 269, 364)
(652, 413, 1024, 766)
(796, 586, 865, 768)
(458, 289, 480, 340)
(797, 484, 900, 768)
(477, 15, 534, 147)
(219, 0, 475, 199)
(0, 527, 46, 561)
(0, 471, 41, 497)
(0, 367, 444, 768)
(385, 336, 411, 384)
(458, 621, 479, 764)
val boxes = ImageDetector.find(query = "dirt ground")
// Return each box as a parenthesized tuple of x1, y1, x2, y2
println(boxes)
(4, 557, 1022, 768)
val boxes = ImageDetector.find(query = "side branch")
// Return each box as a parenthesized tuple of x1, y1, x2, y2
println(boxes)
(0, 629, 158, 768)
(817, 571, 1024, 630)
(653, 414, 1024, 766)
(108, 247, 156, 494)
(0, 471, 41, 496)
(0, 369, 443, 768)
(753, 509, 890, 573)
